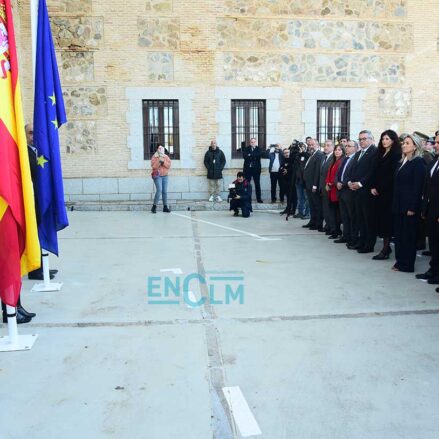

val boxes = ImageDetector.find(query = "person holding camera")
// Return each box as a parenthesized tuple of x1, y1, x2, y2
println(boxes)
(242, 138, 263, 203)
(268, 144, 285, 203)
(150, 144, 171, 214)
(228, 172, 253, 218)
(279, 148, 298, 219)
(294, 142, 310, 219)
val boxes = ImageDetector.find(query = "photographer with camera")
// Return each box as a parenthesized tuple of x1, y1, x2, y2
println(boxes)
(294, 141, 311, 219)
(268, 144, 285, 203)
(228, 172, 253, 218)
(279, 146, 298, 219)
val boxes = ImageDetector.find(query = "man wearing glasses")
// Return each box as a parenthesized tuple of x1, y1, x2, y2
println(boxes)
(348, 130, 378, 253)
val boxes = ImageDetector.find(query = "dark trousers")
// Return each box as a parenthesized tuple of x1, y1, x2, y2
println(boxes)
(338, 189, 355, 242)
(394, 213, 419, 272)
(306, 188, 323, 228)
(270, 172, 284, 202)
(244, 170, 262, 201)
(322, 190, 335, 232)
(329, 201, 341, 234)
(230, 199, 251, 217)
(285, 183, 297, 214)
(427, 216, 439, 275)
(353, 189, 376, 249)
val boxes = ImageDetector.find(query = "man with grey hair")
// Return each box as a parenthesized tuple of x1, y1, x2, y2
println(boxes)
(335, 139, 358, 244)
(348, 130, 378, 252)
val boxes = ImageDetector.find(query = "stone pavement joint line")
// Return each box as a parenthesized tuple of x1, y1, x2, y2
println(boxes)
(10, 309, 439, 330)
(190, 211, 237, 439)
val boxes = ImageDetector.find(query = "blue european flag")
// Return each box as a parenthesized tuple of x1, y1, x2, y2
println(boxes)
(33, 0, 68, 255)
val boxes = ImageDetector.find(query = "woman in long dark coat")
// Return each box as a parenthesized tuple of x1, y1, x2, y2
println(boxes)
(370, 130, 402, 260)
(392, 134, 426, 273)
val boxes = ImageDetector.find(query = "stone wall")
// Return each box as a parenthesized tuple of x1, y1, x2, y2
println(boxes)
(13, 0, 439, 199)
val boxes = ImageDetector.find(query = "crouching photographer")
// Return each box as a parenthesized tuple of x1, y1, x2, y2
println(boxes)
(228, 172, 253, 218)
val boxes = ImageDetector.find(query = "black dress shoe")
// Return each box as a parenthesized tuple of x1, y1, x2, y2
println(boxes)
(2, 309, 32, 324)
(50, 269, 58, 275)
(325, 231, 331, 236)
(436, 287, 439, 293)
(17, 305, 36, 318)
(328, 234, 338, 239)
(317, 227, 325, 232)
(334, 238, 347, 243)
(28, 271, 55, 280)
(257, 199, 263, 203)
(347, 243, 360, 250)
(233, 210, 239, 217)
(427, 277, 439, 285)
(302, 223, 312, 228)
(372, 252, 389, 260)
(309, 226, 318, 230)
(357, 247, 374, 254)
(415, 271, 434, 280)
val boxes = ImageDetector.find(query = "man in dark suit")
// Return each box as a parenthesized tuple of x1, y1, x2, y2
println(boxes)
(242, 137, 263, 203)
(417, 134, 439, 285)
(319, 139, 335, 234)
(334, 139, 358, 244)
(303, 139, 324, 230)
(348, 130, 378, 253)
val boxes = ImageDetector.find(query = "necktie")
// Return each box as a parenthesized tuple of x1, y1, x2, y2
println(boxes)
(340, 156, 351, 182)
(358, 150, 365, 161)
(431, 160, 439, 176)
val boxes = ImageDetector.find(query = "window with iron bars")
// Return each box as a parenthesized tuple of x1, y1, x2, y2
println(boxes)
(231, 100, 266, 158)
(317, 101, 350, 145)
(142, 100, 180, 160)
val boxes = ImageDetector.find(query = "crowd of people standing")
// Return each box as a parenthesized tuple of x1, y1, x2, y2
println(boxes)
(229, 129, 439, 295)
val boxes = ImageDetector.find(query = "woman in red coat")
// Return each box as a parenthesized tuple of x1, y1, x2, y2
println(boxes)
(325, 144, 345, 238)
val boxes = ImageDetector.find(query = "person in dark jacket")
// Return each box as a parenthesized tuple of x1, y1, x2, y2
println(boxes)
(392, 133, 426, 273)
(242, 138, 263, 203)
(204, 139, 226, 202)
(303, 139, 324, 230)
(294, 143, 310, 218)
(370, 130, 402, 260)
(348, 130, 378, 253)
(229, 172, 253, 218)
(417, 134, 439, 284)
(268, 144, 285, 203)
(279, 148, 297, 219)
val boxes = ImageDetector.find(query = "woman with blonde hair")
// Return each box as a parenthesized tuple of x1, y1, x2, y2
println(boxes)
(150, 144, 171, 214)
(392, 134, 426, 272)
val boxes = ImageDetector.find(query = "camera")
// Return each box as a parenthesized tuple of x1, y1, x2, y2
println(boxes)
(289, 139, 305, 154)
(228, 183, 237, 200)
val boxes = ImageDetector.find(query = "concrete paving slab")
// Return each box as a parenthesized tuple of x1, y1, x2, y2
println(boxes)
(1, 211, 439, 439)
(217, 315, 439, 439)
(0, 325, 212, 439)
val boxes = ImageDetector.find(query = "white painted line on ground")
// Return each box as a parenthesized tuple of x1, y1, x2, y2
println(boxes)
(160, 268, 183, 274)
(223, 386, 262, 437)
(172, 212, 281, 241)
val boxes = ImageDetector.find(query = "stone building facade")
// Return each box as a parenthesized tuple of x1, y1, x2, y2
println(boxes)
(13, 0, 439, 206)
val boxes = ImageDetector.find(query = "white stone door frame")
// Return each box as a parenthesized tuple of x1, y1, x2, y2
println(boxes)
(125, 87, 196, 170)
(215, 86, 283, 168)
(301, 88, 366, 141)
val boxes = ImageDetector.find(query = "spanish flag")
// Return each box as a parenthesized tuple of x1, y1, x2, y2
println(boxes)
(0, 0, 40, 307)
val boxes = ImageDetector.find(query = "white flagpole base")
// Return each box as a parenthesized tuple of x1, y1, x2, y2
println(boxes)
(31, 282, 63, 292)
(0, 334, 38, 352)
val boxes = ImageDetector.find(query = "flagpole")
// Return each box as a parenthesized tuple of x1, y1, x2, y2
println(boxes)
(29, 0, 63, 294)
(30, 0, 38, 78)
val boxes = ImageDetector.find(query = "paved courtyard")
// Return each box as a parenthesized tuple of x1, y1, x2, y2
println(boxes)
(1, 210, 439, 439)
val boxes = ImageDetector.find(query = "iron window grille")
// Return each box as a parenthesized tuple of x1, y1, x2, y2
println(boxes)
(317, 100, 350, 145)
(142, 99, 180, 160)
(231, 100, 266, 158)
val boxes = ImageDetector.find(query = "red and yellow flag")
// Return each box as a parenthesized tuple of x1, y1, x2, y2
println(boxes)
(0, 0, 40, 306)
